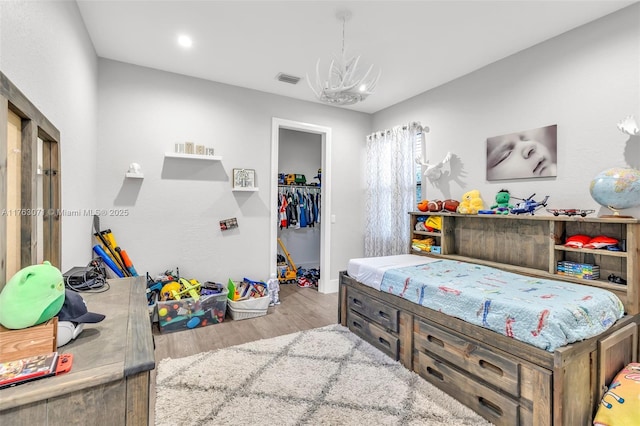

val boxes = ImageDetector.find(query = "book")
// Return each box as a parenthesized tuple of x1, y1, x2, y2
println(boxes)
(0, 352, 59, 389)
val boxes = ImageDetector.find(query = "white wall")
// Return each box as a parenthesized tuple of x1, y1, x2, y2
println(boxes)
(278, 129, 322, 269)
(373, 4, 640, 218)
(97, 59, 370, 283)
(0, 0, 98, 271)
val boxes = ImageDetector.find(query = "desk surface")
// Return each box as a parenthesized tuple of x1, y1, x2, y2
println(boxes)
(0, 277, 155, 411)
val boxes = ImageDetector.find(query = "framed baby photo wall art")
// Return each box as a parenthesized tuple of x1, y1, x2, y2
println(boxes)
(486, 124, 557, 181)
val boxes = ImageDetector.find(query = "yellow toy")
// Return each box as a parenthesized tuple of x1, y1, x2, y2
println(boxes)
(172, 278, 201, 301)
(457, 190, 484, 214)
(412, 238, 434, 252)
(160, 281, 181, 301)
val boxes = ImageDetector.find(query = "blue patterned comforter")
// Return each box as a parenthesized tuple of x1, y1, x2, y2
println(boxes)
(381, 260, 624, 351)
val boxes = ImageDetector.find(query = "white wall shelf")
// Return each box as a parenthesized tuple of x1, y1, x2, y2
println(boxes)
(125, 172, 144, 179)
(164, 152, 222, 161)
(232, 187, 259, 192)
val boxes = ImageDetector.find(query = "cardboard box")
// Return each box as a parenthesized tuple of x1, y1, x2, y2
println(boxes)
(157, 290, 228, 333)
(0, 318, 58, 362)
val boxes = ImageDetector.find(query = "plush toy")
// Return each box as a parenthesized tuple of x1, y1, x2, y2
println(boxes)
(457, 190, 484, 215)
(417, 200, 429, 212)
(442, 199, 460, 212)
(427, 200, 443, 212)
(490, 189, 513, 215)
(0, 261, 65, 329)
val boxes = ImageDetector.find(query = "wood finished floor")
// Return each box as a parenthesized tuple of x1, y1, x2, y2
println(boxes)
(149, 284, 338, 423)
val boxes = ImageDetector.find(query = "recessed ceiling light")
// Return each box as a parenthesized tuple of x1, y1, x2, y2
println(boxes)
(177, 35, 193, 48)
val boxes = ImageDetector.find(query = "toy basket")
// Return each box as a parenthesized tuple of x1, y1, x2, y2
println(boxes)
(227, 294, 270, 320)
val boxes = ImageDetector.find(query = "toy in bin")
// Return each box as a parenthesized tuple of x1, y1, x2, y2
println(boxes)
(227, 278, 271, 321)
(227, 278, 267, 301)
(153, 269, 228, 333)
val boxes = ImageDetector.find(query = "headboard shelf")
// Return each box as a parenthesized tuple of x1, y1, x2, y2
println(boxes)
(554, 245, 628, 258)
(409, 212, 639, 314)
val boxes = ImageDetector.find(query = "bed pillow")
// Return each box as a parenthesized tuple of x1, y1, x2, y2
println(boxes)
(584, 236, 619, 249)
(564, 234, 591, 248)
(593, 362, 640, 426)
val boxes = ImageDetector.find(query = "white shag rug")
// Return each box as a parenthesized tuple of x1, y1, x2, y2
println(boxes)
(155, 324, 492, 425)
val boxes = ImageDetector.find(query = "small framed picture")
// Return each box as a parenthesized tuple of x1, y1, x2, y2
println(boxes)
(233, 168, 255, 188)
(219, 217, 238, 231)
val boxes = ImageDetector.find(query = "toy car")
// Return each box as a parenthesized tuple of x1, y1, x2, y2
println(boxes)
(546, 208, 595, 217)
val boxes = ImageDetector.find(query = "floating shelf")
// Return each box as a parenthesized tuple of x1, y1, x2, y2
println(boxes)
(232, 187, 259, 192)
(164, 152, 222, 161)
(125, 172, 144, 179)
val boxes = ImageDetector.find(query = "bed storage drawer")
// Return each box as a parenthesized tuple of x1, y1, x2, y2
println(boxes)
(415, 350, 520, 426)
(346, 310, 399, 360)
(347, 288, 399, 332)
(414, 318, 520, 397)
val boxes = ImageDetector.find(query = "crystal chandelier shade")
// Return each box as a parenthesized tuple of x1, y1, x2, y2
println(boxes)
(307, 11, 380, 106)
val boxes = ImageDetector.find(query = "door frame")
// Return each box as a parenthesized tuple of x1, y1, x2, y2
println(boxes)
(0, 71, 61, 290)
(270, 118, 334, 293)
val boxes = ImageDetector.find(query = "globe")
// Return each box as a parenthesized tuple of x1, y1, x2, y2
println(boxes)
(589, 167, 640, 214)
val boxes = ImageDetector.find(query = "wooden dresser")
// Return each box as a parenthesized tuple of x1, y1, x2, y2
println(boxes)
(0, 277, 155, 425)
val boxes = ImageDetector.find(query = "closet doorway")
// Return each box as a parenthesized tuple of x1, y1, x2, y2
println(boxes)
(270, 118, 332, 293)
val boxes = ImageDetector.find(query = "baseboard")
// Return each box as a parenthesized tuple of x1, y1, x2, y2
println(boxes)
(318, 277, 339, 294)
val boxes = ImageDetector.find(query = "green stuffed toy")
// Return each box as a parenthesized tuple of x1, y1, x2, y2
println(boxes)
(0, 261, 65, 329)
(490, 189, 514, 215)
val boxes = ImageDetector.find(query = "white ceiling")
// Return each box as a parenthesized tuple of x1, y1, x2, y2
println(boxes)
(76, 0, 635, 114)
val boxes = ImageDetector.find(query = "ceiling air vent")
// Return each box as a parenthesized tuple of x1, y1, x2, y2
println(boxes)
(276, 73, 301, 85)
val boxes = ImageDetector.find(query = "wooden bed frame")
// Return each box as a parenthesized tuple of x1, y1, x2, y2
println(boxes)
(339, 213, 639, 426)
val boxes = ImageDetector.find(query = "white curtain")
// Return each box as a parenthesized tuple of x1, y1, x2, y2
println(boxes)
(364, 122, 421, 257)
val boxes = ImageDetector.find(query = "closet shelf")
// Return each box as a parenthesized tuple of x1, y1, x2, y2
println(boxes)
(164, 152, 222, 161)
(278, 184, 321, 189)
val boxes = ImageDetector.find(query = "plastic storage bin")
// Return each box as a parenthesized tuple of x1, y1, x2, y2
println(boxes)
(157, 288, 228, 333)
(227, 294, 270, 320)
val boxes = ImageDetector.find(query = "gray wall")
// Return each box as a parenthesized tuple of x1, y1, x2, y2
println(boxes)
(97, 59, 370, 283)
(374, 4, 640, 218)
(0, 0, 98, 271)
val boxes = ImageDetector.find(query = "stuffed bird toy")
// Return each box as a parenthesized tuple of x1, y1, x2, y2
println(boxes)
(0, 261, 65, 329)
(415, 152, 452, 181)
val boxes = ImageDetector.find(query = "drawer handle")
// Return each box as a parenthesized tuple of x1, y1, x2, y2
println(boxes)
(479, 360, 504, 377)
(378, 336, 390, 348)
(351, 320, 363, 329)
(427, 335, 445, 347)
(426, 367, 444, 381)
(352, 298, 363, 307)
(478, 397, 503, 418)
(377, 310, 390, 320)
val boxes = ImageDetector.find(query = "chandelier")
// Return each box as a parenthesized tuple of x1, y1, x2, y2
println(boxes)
(307, 10, 380, 106)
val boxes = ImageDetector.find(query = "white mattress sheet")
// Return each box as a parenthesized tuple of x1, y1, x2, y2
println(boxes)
(346, 254, 437, 291)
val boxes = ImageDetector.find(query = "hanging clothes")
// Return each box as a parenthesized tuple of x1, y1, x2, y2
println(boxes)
(277, 186, 321, 228)
(279, 193, 288, 229)
(298, 190, 307, 228)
